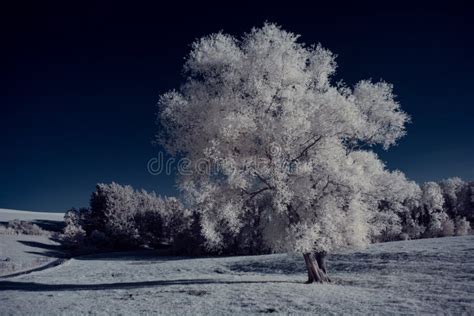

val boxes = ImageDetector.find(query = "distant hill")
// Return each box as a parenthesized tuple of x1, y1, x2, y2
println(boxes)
(0, 209, 64, 232)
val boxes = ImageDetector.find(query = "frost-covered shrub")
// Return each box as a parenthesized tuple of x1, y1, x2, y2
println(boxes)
(421, 182, 445, 215)
(420, 211, 456, 238)
(61, 224, 86, 247)
(61, 178, 471, 256)
(439, 178, 465, 218)
(0, 219, 47, 236)
(423, 213, 443, 238)
(391, 179, 474, 240)
(88, 183, 141, 248)
(440, 218, 455, 237)
(369, 171, 421, 242)
(135, 195, 191, 248)
(61, 183, 194, 251)
(60, 208, 88, 247)
(454, 217, 471, 236)
(372, 210, 403, 242)
(399, 233, 409, 240)
(0, 225, 10, 235)
(400, 210, 426, 239)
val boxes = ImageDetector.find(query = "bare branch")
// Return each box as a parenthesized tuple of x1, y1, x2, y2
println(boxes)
(249, 187, 270, 199)
(291, 135, 323, 163)
(255, 171, 273, 190)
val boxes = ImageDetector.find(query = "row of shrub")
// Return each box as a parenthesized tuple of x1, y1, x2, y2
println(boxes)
(62, 183, 209, 254)
(374, 178, 473, 242)
(61, 179, 473, 255)
(0, 219, 48, 236)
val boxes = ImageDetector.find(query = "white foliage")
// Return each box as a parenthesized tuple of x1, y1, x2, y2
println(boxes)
(157, 23, 410, 254)
(61, 209, 87, 246)
(0, 219, 47, 236)
(454, 217, 471, 236)
(83, 183, 191, 248)
(421, 182, 445, 212)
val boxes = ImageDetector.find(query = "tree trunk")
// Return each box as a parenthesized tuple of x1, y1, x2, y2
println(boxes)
(303, 253, 331, 284)
(315, 251, 328, 274)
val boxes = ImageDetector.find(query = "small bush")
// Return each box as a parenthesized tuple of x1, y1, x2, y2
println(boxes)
(373, 211, 403, 242)
(401, 217, 425, 240)
(60, 208, 88, 247)
(399, 233, 409, 241)
(455, 217, 471, 236)
(0, 219, 47, 236)
(440, 218, 455, 237)
(89, 183, 141, 248)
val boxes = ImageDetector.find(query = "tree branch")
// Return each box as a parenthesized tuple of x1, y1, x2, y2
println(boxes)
(265, 88, 281, 114)
(248, 187, 270, 200)
(241, 171, 274, 203)
(291, 135, 323, 163)
(287, 204, 300, 225)
(255, 171, 273, 190)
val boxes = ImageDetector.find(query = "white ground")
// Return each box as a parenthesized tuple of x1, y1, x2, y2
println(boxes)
(1, 235, 473, 314)
(0, 209, 65, 277)
(0, 209, 64, 222)
(0, 235, 64, 277)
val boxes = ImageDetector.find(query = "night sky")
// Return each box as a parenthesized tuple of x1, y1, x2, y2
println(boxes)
(1, 2, 473, 212)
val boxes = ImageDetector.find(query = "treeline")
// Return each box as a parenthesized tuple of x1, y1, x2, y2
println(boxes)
(375, 178, 472, 242)
(62, 183, 203, 254)
(62, 178, 473, 255)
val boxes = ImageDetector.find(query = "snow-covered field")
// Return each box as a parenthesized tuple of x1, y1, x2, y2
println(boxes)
(0, 209, 64, 223)
(0, 235, 473, 314)
(0, 209, 65, 277)
(0, 235, 64, 277)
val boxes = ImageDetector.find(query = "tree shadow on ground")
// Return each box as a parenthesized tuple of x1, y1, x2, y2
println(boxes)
(14, 240, 234, 264)
(73, 250, 189, 262)
(0, 220, 64, 233)
(31, 219, 65, 232)
(73, 249, 262, 262)
(226, 252, 434, 275)
(0, 278, 298, 292)
(17, 240, 68, 259)
(18, 240, 63, 252)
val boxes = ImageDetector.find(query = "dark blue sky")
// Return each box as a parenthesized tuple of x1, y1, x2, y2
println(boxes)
(1, 2, 473, 212)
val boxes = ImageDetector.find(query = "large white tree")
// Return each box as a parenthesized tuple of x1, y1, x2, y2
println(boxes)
(157, 23, 410, 283)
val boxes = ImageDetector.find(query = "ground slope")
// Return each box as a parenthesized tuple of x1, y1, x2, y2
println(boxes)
(0, 209, 65, 277)
(0, 235, 64, 277)
(0, 209, 64, 222)
(1, 236, 473, 314)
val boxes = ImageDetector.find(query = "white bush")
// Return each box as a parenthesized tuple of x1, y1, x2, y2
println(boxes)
(61, 183, 193, 250)
(440, 217, 455, 237)
(0, 219, 47, 236)
(455, 217, 471, 236)
(60, 208, 88, 246)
